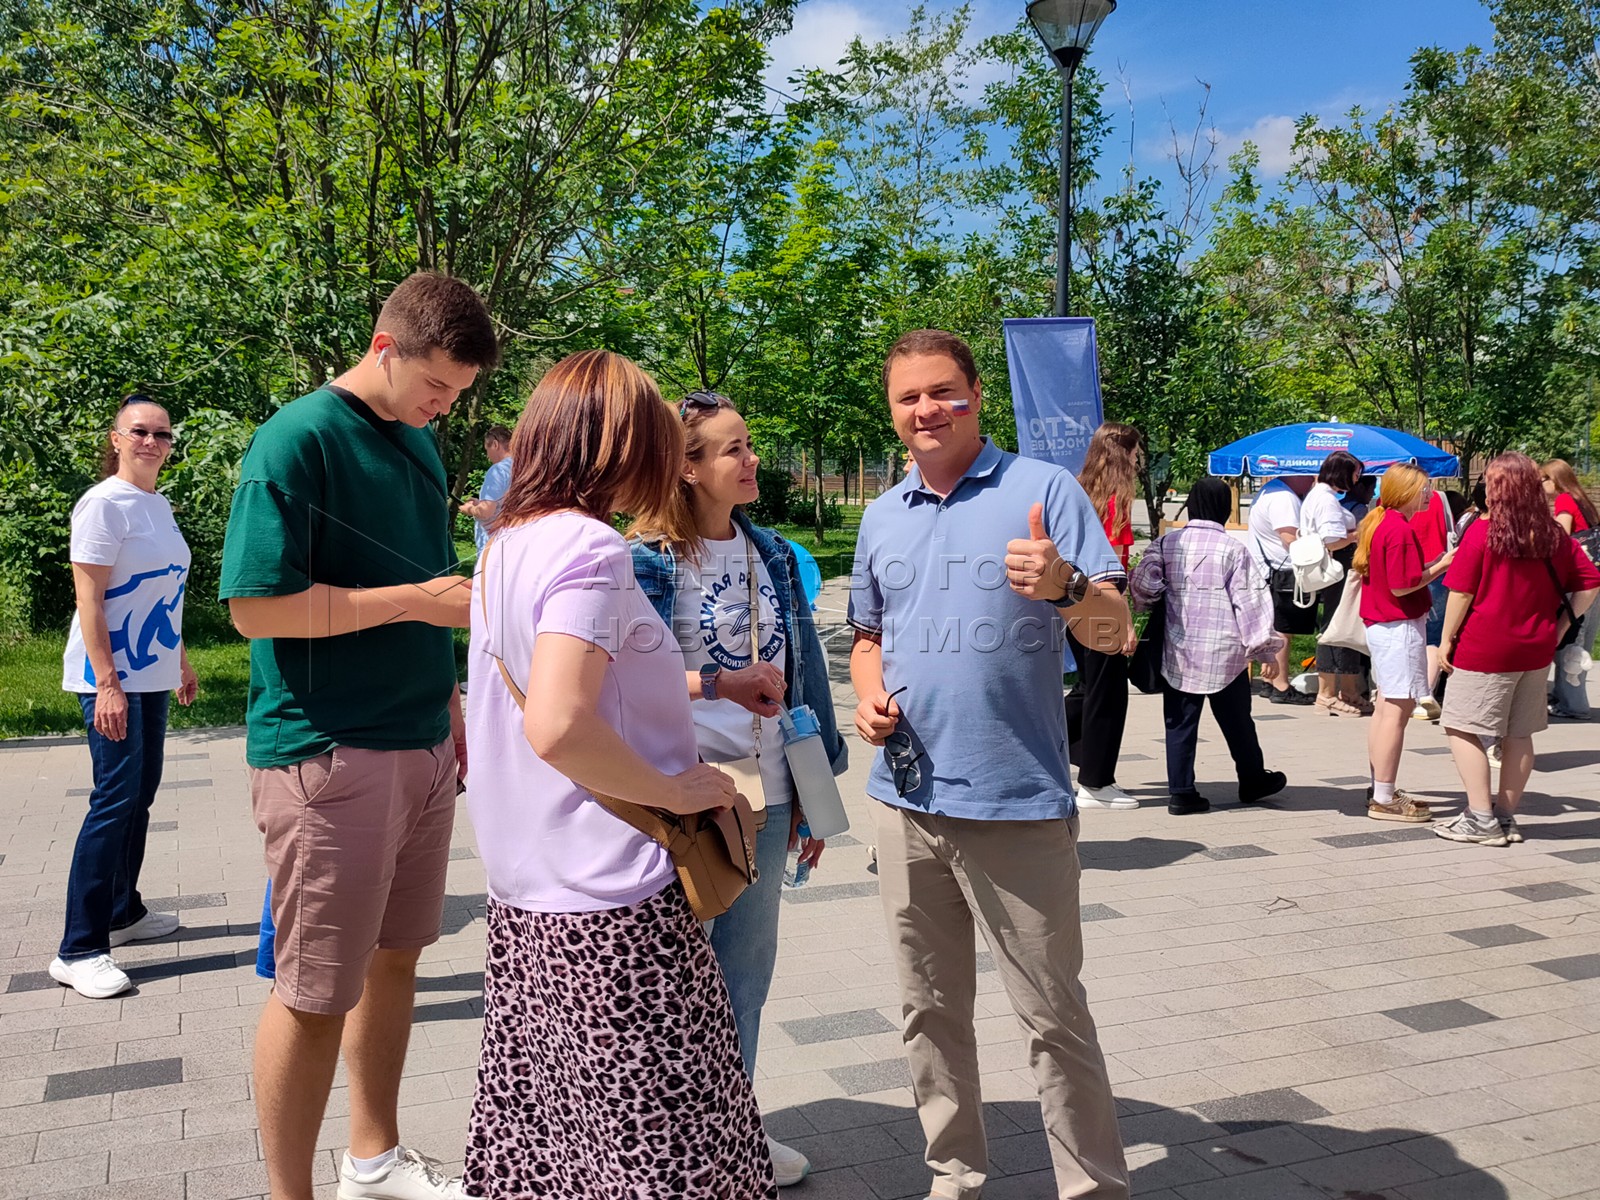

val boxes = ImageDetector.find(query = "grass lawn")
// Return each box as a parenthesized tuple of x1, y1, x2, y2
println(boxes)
(0, 631, 252, 738)
(0, 542, 485, 741)
(2, 527, 861, 740)
(771, 504, 864, 579)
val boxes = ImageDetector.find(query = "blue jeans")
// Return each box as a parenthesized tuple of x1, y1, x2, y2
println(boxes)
(1551, 605, 1598, 718)
(1425, 579, 1449, 646)
(708, 801, 791, 1079)
(61, 691, 169, 960)
(257, 880, 276, 979)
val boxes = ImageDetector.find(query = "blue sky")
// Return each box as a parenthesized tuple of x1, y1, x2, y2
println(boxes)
(765, 0, 1498, 209)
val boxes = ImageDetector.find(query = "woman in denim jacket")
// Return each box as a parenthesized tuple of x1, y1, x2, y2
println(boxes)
(629, 391, 846, 1188)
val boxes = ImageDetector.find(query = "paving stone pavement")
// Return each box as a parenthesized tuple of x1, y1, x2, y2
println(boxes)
(3, 583, 1599, 1198)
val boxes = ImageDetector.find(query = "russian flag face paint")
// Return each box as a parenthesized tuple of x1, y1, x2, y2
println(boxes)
(951, 396, 972, 415)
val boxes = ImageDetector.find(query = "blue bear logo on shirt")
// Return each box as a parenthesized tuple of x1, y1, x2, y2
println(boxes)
(84, 563, 188, 684)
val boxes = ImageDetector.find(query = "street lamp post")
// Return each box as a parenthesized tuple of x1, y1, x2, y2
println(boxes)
(1026, 0, 1116, 317)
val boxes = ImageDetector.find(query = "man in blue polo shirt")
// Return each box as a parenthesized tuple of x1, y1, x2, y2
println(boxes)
(849, 329, 1131, 1200)
(460, 424, 512, 555)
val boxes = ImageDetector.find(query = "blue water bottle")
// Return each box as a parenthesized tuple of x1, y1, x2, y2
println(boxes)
(784, 820, 813, 888)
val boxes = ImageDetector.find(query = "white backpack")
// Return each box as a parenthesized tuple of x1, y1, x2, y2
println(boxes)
(1290, 525, 1345, 608)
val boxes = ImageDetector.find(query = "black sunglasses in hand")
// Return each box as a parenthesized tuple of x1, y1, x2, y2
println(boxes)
(879, 685, 924, 797)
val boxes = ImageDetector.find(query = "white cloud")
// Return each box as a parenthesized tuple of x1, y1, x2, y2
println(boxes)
(763, 1, 891, 99)
(1209, 114, 1301, 175)
(761, 0, 1022, 104)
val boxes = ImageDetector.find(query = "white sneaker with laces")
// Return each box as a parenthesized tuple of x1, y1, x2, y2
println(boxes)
(1077, 783, 1139, 810)
(767, 1135, 811, 1187)
(49, 953, 131, 999)
(338, 1146, 469, 1200)
(109, 911, 180, 947)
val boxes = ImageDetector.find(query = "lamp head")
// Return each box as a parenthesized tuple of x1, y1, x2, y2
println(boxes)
(1026, 0, 1116, 75)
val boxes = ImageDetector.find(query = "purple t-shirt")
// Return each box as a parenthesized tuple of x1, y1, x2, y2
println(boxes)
(466, 512, 690, 912)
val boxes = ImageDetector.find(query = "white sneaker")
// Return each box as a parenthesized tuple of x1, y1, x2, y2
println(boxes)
(49, 954, 131, 999)
(338, 1146, 469, 1200)
(109, 911, 180, 947)
(1411, 699, 1442, 721)
(1486, 741, 1502, 768)
(1077, 783, 1139, 810)
(768, 1135, 810, 1187)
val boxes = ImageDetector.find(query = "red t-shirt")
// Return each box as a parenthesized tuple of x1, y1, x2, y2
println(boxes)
(1104, 493, 1135, 569)
(1361, 509, 1431, 624)
(1412, 489, 1450, 563)
(1445, 520, 1600, 672)
(1554, 491, 1591, 533)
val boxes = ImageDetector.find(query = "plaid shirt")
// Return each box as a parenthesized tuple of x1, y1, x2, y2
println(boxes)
(1130, 520, 1284, 695)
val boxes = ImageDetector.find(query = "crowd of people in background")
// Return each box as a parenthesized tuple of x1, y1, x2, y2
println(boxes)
(43, 271, 1600, 1200)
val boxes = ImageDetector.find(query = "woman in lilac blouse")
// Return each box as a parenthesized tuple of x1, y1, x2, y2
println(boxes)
(1131, 477, 1289, 816)
(464, 350, 776, 1198)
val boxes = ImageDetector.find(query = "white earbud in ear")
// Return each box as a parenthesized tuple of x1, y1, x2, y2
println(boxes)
(377, 347, 389, 367)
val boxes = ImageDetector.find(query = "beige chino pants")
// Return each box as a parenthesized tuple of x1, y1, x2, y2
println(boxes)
(876, 804, 1129, 1200)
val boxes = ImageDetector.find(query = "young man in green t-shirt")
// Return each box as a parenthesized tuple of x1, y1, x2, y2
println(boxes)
(219, 273, 498, 1200)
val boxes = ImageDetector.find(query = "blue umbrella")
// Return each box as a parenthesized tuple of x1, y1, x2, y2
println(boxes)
(1208, 423, 1459, 478)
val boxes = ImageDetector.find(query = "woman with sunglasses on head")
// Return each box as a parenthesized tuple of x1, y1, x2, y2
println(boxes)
(52, 394, 197, 1000)
(627, 390, 846, 1188)
(1541, 459, 1600, 718)
(1436, 453, 1600, 846)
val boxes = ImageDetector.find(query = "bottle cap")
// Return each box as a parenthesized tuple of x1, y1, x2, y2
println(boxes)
(780, 704, 820, 743)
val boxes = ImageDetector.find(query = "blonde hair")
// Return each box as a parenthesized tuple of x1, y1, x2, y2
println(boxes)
(1353, 463, 1428, 578)
(1078, 422, 1142, 538)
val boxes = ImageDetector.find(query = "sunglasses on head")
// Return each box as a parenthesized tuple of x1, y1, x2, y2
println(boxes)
(679, 391, 731, 417)
(116, 393, 175, 443)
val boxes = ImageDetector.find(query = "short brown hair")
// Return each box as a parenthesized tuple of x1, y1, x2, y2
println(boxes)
(376, 273, 500, 370)
(495, 350, 682, 526)
(882, 329, 979, 393)
(484, 425, 512, 446)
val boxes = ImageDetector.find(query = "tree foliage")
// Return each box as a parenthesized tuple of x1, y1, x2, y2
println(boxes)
(3, 0, 1600, 631)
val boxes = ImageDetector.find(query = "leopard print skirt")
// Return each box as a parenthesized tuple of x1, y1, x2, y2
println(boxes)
(464, 883, 777, 1199)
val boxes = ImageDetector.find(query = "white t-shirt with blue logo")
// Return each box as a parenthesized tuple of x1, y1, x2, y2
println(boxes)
(671, 533, 792, 805)
(62, 477, 191, 694)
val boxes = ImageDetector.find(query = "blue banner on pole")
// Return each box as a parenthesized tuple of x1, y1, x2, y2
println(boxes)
(1003, 317, 1105, 475)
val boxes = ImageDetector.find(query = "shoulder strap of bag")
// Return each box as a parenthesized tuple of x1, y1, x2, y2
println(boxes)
(741, 535, 764, 763)
(477, 536, 680, 852)
(1541, 556, 1579, 624)
(1252, 534, 1277, 576)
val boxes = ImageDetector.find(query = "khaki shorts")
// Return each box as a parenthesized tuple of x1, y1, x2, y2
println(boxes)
(1441, 668, 1549, 741)
(251, 739, 456, 1015)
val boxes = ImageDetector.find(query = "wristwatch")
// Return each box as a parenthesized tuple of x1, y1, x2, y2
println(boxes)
(1052, 567, 1093, 607)
(699, 663, 722, 701)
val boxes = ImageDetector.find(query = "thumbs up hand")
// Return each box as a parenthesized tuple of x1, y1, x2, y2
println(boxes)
(1005, 502, 1073, 602)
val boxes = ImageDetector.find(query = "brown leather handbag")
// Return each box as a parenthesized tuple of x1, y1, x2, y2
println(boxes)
(478, 538, 759, 921)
